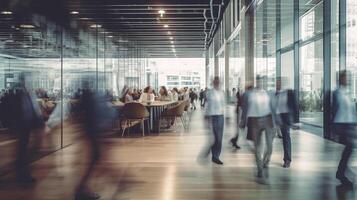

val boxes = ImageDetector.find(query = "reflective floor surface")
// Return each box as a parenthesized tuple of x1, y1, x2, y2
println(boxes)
(0, 107, 356, 200)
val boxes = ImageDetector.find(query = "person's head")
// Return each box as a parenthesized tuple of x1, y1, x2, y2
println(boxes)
(339, 70, 348, 87)
(144, 86, 153, 94)
(172, 87, 179, 94)
(159, 86, 168, 96)
(212, 76, 220, 89)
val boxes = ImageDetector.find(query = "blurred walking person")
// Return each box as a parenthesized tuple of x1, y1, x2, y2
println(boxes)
(229, 87, 243, 149)
(199, 77, 225, 165)
(6, 73, 44, 183)
(74, 81, 115, 200)
(274, 77, 298, 168)
(240, 76, 275, 183)
(189, 88, 198, 110)
(332, 70, 356, 188)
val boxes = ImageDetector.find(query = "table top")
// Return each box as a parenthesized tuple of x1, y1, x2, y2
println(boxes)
(110, 100, 177, 108)
(142, 101, 177, 107)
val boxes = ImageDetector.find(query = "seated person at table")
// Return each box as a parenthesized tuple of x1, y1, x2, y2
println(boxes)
(139, 86, 155, 103)
(132, 89, 140, 101)
(171, 88, 179, 102)
(120, 88, 134, 103)
(158, 86, 172, 101)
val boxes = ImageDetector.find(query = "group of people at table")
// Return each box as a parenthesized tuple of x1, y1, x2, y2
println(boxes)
(119, 85, 192, 104)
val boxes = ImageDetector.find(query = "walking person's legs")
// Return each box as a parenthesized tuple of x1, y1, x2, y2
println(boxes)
(251, 121, 264, 177)
(263, 125, 275, 168)
(230, 108, 241, 149)
(336, 136, 353, 187)
(281, 124, 292, 167)
(211, 115, 224, 164)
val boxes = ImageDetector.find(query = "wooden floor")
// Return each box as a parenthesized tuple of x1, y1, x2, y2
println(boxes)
(0, 107, 356, 200)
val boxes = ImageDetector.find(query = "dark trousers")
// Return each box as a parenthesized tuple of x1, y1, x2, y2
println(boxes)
(211, 115, 224, 159)
(14, 128, 31, 178)
(231, 108, 241, 144)
(335, 123, 355, 177)
(337, 141, 353, 178)
(279, 113, 292, 163)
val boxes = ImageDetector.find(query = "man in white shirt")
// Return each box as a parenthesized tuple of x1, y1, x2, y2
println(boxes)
(240, 75, 275, 182)
(332, 70, 356, 188)
(203, 77, 225, 165)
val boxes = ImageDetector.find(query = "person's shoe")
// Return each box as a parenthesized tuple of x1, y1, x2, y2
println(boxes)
(75, 191, 100, 200)
(230, 139, 241, 149)
(212, 158, 223, 165)
(283, 162, 291, 168)
(257, 170, 263, 178)
(336, 174, 354, 188)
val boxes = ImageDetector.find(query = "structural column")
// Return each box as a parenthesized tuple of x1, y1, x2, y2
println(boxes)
(323, 0, 332, 139)
(244, 4, 254, 87)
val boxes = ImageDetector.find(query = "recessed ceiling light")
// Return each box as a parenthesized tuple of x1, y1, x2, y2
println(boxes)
(169, 37, 173, 40)
(1, 11, 12, 15)
(171, 45, 175, 48)
(158, 10, 165, 17)
(19, 24, 35, 29)
(164, 24, 169, 28)
(70, 11, 79, 15)
(172, 49, 176, 52)
(167, 31, 171, 35)
(90, 24, 102, 28)
(170, 41, 174, 44)
(107, 35, 113, 38)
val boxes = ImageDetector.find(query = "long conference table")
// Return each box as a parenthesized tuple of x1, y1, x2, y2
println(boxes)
(112, 101, 179, 133)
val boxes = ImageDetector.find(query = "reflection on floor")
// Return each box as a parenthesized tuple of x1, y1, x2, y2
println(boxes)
(0, 107, 356, 200)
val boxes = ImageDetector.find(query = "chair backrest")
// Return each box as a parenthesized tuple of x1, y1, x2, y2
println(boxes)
(163, 101, 186, 117)
(122, 102, 149, 119)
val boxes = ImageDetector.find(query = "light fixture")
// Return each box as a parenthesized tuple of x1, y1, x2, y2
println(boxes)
(1, 11, 12, 15)
(164, 24, 169, 28)
(90, 24, 102, 28)
(167, 31, 171, 35)
(158, 10, 165, 17)
(169, 37, 173, 40)
(70, 11, 79, 15)
(19, 24, 35, 29)
(170, 41, 174, 44)
(107, 35, 113, 38)
(171, 45, 175, 48)
(172, 49, 176, 52)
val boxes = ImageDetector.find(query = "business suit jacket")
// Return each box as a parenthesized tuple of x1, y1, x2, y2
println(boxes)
(274, 89, 299, 126)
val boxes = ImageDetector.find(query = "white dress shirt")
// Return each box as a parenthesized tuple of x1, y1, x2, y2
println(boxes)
(205, 88, 225, 116)
(334, 87, 357, 123)
(247, 89, 271, 117)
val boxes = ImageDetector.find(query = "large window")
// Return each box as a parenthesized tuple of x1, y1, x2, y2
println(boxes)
(299, 40, 324, 127)
(281, 51, 295, 89)
(281, 0, 294, 47)
(347, 0, 357, 100)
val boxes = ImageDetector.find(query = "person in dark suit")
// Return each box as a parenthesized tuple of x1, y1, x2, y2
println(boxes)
(332, 70, 356, 188)
(230, 88, 243, 149)
(6, 73, 44, 183)
(274, 77, 298, 168)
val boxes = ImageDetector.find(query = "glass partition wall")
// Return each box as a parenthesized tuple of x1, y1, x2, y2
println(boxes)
(207, 0, 347, 139)
(0, 14, 147, 170)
